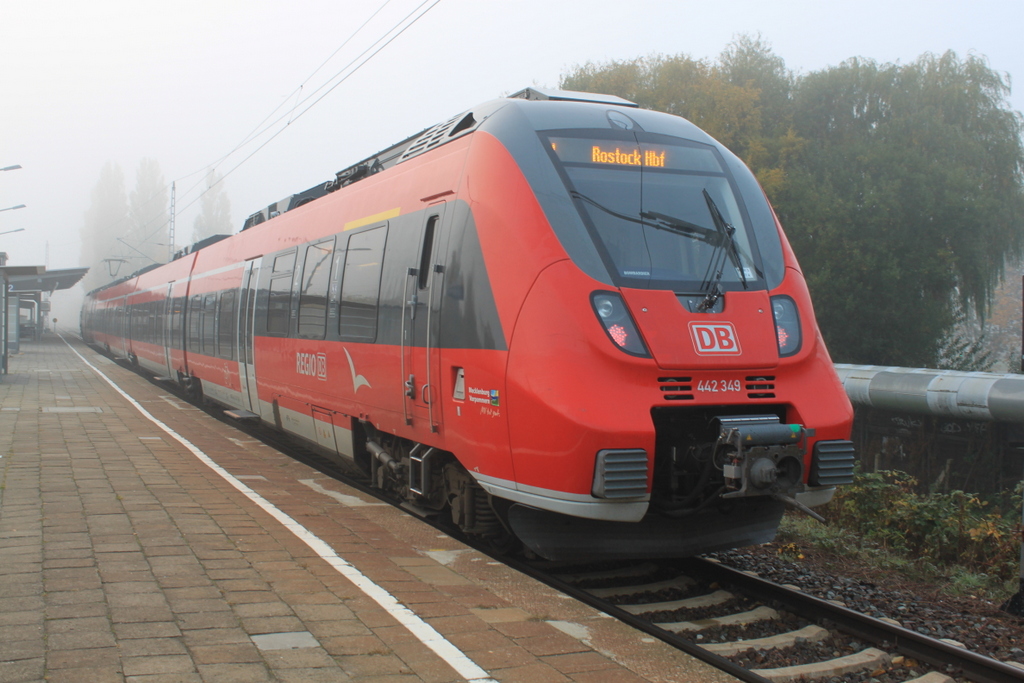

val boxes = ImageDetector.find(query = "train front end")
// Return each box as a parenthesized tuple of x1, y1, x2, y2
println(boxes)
(475, 90, 855, 560)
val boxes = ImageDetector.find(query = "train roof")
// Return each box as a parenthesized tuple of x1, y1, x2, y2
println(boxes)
(241, 88, 644, 231)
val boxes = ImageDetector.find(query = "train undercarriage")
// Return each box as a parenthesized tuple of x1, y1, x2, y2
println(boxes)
(336, 405, 827, 561)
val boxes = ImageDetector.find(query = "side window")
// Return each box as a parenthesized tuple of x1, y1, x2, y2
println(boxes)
(188, 295, 202, 352)
(217, 290, 237, 360)
(267, 276, 292, 336)
(298, 240, 334, 339)
(418, 215, 439, 290)
(273, 252, 295, 273)
(170, 296, 184, 349)
(129, 302, 140, 341)
(339, 226, 387, 342)
(154, 300, 163, 345)
(201, 294, 217, 356)
(145, 301, 155, 344)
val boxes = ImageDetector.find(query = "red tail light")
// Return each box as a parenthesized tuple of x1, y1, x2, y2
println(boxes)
(591, 292, 650, 357)
(771, 295, 801, 357)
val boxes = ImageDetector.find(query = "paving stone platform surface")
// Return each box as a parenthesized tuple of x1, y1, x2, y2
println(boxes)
(0, 333, 737, 683)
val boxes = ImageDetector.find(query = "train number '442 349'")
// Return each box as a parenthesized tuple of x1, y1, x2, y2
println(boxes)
(697, 379, 742, 393)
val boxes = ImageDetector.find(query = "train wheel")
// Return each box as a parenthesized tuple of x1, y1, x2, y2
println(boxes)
(183, 375, 202, 402)
(443, 463, 516, 551)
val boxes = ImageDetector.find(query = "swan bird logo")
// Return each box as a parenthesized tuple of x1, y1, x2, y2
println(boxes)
(344, 348, 371, 393)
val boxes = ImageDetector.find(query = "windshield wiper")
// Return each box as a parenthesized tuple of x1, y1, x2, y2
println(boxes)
(638, 210, 718, 244)
(570, 191, 718, 245)
(698, 189, 749, 311)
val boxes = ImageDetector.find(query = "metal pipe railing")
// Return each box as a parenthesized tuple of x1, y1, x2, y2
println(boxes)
(833, 363, 1024, 617)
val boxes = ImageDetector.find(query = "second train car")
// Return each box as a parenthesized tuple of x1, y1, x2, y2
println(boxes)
(82, 87, 855, 560)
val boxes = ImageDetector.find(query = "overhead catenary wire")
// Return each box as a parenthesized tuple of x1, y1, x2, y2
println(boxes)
(167, 0, 441, 231)
(107, 0, 441, 264)
(174, 0, 400, 188)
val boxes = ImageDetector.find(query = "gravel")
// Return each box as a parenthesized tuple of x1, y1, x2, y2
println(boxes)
(713, 541, 1024, 667)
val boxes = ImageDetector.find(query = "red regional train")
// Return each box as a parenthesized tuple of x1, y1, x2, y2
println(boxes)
(82, 87, 855, 560)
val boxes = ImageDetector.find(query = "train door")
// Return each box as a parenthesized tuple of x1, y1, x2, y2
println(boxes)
(403, 205, 447, 432)
(161, 283, 175, 378)
(237, 259, 261, 415)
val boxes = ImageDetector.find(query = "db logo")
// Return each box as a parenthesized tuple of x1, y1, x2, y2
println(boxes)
(689, 322, 742, 355)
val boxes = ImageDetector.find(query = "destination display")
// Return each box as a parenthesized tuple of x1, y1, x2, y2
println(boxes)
(548, 136, 722, 173)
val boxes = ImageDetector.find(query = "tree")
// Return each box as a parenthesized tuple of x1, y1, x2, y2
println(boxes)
(125, 158, 169, 266)
(192, 169, 233, 244)
(80, 161, 128, 292)
(935, 296, 995, 371)
(779, 52, 1024, 365)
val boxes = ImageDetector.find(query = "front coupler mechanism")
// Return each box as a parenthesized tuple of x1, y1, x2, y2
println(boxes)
(716, 415, 824, 522)
(718, 415, 803, 497)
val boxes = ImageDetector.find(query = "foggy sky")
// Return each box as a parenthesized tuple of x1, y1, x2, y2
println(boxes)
(3, 0, 1022, 322)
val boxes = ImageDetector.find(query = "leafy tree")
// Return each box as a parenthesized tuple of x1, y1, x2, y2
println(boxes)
(561, 53, 764, 160)
(780, 52, 1024, 365)
(80, 161, 128, 292)
(192, 169, 233, 244)
(560, 42, 1024, 367)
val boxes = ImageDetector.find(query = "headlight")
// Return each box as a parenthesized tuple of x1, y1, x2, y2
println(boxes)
(771, 295, 801, 357)
(591, 291, 649, 357)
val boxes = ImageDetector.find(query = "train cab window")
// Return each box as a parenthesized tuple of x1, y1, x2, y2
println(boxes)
(545, 132, 771, 292)
(267, 276, 293, 336)
(339, 225, 387, 342)
(217, 290, 237, 360)
(298, 240, 334, 339)
(201, 294, 217, 356)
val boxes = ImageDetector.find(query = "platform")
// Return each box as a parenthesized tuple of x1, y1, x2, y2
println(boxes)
(0, 333, 737, 683)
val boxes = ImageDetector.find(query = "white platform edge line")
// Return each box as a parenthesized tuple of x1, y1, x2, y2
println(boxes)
(61, 334, 496, 683)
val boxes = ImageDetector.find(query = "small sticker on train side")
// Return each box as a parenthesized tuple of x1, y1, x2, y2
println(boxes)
(467, 387, 499, 406)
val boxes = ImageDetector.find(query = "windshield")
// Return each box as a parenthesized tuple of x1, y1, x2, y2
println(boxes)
(545, 131, 765, 292)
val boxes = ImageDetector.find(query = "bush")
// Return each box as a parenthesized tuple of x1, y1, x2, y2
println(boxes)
(821, 469, 1022, 582)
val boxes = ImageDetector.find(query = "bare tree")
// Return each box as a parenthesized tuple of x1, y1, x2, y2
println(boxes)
(80, 161, 128, 291)
(192, 168, 233, 244)
(126, 158, 169, 265)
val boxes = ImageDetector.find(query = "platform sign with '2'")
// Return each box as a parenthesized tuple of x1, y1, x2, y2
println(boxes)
(689, 322, 742, 355)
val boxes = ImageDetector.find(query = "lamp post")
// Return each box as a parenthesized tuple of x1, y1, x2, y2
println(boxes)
(0, 204, 26, 213)
(1, 165, 22, 172)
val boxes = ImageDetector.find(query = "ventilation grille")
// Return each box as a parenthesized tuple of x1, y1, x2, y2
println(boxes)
(809, 440, 856, 486)
(658, 377, 693, 401)
(592, 449, 649, 499)
(746, 375, 776, 399)
(399, 112, 477, 162)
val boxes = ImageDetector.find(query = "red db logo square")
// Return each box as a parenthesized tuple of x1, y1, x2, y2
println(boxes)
(689, 322, 742, 355)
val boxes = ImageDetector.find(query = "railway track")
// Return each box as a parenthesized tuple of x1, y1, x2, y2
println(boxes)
(123, 355, 1023, 683)
(523, 557, 1024, 683)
